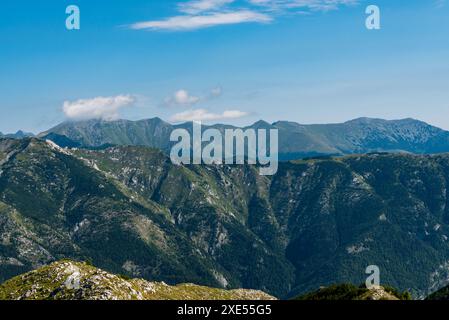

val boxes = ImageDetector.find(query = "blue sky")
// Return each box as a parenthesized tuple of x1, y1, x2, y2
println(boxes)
(0, 0, 449, 133)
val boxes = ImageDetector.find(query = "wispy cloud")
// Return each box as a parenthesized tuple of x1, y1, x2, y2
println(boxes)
(63, 95, 135, 121)
(170, 108, 249, 122)
(129, 0, 356, 31)
(248, 0, 359, 12)
(130, 10, 271, 31)
(163, 87, 223, 107)
(164, 89, 201, 107)
(178, 0, 235, 14)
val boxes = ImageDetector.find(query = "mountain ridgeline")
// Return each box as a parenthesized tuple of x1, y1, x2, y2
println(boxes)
(0, 260, 275, 300)
(39, 117, 449, 160)
(2, 136, 449, 298)
(0, 131, 35, 140)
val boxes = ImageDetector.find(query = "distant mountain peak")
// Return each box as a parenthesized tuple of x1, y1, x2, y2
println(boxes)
(0, 130, 35, 139)
(251, 120, 273, 129)
(345, 117, 429, 126)
(345, 117, 386, 124)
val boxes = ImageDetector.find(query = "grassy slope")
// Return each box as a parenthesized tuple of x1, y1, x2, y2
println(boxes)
(0, 260, 275, 300)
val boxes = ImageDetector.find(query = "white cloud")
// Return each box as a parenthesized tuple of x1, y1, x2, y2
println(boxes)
(179, 0, 235, 14)
(248, 0, 359, 12)
(170, 109, 249, 122)
(130, 10, 271, 31)
(164, 89, 201, 107)
(164, 87, 223, 107)
(63, 95, 135, 121)
(174, 89, 201, 104)
(129, 0, 357, 31)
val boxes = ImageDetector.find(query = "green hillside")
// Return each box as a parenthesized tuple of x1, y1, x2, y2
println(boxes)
(3, 137, 449, 298)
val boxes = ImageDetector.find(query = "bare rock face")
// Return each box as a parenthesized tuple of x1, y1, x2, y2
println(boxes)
(357, 286, 400, 300)
(0, 260, 276, 300)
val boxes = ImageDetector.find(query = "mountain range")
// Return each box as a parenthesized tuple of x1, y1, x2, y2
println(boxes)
(0, 131, 34, 140)
(3, 134, 449, 298)
(39, 117, 449, 160)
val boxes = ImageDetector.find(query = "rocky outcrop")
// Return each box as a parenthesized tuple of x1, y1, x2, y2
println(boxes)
(0, 260, 275, 300)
